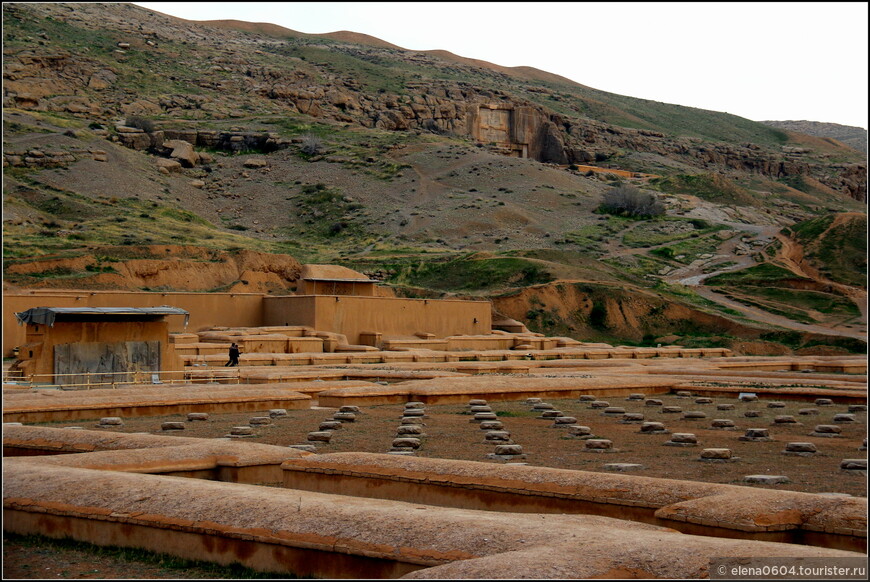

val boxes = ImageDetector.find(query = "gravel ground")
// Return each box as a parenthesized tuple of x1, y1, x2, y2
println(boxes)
(27, 392, 868, 496)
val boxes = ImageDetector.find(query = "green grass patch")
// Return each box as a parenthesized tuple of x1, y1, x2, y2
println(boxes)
(785, 214, 867, 287)
(705, 263, 811, 286)
(648, 173, 758, 206)
(387, 255, 554, 292)
(621, 217, 726, 248)
(731, 286, 859, 318)
(3, 532, 299, 579)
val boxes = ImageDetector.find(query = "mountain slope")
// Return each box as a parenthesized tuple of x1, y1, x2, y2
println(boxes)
(760, 120, 867, 154)
(2, 2, 866, 354)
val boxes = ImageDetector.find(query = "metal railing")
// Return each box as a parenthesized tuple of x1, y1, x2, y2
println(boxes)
(2, 367, 241, 390)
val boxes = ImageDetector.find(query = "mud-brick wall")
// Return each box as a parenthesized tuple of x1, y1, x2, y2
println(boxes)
(19, 319, 178, 380)
(3, 291, 267, 356)
(263, 296, 492, 346)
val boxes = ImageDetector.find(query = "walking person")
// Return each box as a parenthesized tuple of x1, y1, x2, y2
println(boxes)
(226, 342, 241, 367)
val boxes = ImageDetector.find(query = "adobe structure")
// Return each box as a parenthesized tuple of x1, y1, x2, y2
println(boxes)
(11, 306, 189, 386)
(2, 264, 867, 578)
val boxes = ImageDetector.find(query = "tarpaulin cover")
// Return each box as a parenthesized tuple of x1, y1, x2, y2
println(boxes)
(15, 306, 190, 327)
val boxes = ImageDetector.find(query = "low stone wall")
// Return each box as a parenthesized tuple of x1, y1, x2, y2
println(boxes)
(6, 434, 310, 485)
(281, 452, 867, 552)
(4, 458, 864, 579)
(2, 425, 205, 455)
(1, 383, 314, 423)
(317, 374, 681, 407)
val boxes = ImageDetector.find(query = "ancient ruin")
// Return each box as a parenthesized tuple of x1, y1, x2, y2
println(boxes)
(3, 264, 867, 578)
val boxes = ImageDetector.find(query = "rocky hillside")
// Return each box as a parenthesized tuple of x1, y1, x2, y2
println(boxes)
(3, 2, 866, 355)
(760, 120, 867, 155)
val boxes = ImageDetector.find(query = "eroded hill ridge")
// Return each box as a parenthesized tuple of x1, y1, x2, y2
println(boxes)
(2, 2, 866, 355)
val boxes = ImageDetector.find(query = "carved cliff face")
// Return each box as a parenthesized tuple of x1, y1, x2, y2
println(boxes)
(466, 104, 566, 164)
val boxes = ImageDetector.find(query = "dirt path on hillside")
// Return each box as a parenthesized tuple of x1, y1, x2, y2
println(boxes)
(773, 230, 868, 326)
(665, 221, 866, 339)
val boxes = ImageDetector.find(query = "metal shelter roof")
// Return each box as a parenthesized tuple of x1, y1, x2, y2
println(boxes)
(15, 306, 190, 327)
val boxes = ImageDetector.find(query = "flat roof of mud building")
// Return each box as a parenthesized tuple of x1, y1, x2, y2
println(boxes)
(15, 307, 190, 327)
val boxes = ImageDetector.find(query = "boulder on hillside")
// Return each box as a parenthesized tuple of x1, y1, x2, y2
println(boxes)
(243, 158, 268, 169)
(164, 139, 199, 167)
(155, 158, 182, 173)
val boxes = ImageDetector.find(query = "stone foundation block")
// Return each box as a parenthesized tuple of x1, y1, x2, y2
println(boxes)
(472, 412, 498, 422)
(479, 420, 504, 430)
(739, 428, 772, 442)
(639, 422, 668, 434)
(392, 437, 421, 449)
(840, 459, 867, 472)
(710, 419, 736, 429)
(568, 425, 593, 437)
(664, 433, 698, 446)
(810, 425, 842, 437)
(783, 442, 817, 456)
(744, 475, 790, 484)
(604, 463, 644, 471)
(485, 431, 512, 442)
(584, 439, 614, 451)
(307, 431, 332, 442)
(699, 448, 738, 462)
(397, 424, 424, 436)
(682, 411, 707, 420)
(492, 444, 523, 456)
(229, 426, 255, 437)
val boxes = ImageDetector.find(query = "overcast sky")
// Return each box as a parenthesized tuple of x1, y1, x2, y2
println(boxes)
(134, 2, 869, 129)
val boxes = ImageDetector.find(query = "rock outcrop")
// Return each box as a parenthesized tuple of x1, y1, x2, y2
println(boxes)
(3, 2, 863, 202)
(4, 246, 303, 293)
